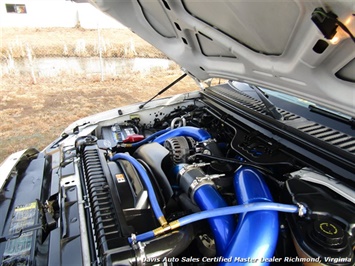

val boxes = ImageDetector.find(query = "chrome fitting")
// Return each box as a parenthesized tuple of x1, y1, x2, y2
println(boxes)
(297, 203, 307, 217)
(133, 241, 146, 266)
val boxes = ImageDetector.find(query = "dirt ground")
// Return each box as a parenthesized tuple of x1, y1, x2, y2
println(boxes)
(0, 27, 197, 162)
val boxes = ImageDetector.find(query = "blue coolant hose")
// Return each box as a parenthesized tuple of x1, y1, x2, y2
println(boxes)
(178, 202, 298, 226)
(130, 202, 302, 242)
(110, 153, 166, 225)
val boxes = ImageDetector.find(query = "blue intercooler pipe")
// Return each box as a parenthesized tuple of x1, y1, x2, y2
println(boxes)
(173, 163, 280, 260)
(220, 166, 279, 265)
(172, 163, 236, 255)
(189, 166, 279, 262)
(193, 185, 235, 255)
(153, 126, 211, 145)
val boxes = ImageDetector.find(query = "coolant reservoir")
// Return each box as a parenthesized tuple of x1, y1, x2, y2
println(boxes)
(284, 178, 355, 265)
(291, 219, 352, 266)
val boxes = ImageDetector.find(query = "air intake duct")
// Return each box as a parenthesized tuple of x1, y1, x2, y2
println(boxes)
(176, 163, 235, 255)
(221, 166, 279, 265)
(153, 126, 211, 145)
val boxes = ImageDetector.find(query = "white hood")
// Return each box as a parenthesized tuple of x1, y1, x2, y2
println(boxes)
(91, 0, 355, 117)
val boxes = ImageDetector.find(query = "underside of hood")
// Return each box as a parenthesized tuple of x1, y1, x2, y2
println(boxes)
(91, 0, 355, 117)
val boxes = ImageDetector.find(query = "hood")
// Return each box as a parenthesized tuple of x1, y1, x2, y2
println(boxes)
(91, 0, 355, 117)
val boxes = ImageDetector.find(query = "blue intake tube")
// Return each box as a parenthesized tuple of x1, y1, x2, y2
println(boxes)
(174, 163, 235, 255)
(110, 153, 165, 225)
(221, 167, 279, 266)
(153, 126, 211, 145)
(194, 185, 235, 255)
(130, 128, 171, 147)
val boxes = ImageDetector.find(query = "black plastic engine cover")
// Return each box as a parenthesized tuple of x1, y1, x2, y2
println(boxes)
(80, 144, 161, 263)
(134, 142, 173, 203)
(81, 145, 132, 253)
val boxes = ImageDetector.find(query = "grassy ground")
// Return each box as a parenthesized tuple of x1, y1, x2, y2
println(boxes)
(1, 27, 166, 58)
(0, 27, 197, 162)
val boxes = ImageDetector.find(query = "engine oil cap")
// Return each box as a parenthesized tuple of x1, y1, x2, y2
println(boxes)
(311, 219, 345, 247)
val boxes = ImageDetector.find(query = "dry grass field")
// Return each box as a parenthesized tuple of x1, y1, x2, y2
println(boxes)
(0, 27, 197, 162)
(1, 27, 166, 58)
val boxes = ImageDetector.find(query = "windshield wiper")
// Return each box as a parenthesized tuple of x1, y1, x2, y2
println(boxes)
(250, 85, 283, 121)
(309, 104, 355, 128)
(139, 73, 187, 109)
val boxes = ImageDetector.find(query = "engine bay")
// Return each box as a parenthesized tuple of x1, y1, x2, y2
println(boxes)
(68, 94, 355, 265)
(1, 85, 355, 266)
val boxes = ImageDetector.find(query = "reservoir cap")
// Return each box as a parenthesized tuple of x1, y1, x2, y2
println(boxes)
(311, 220, 345, 247)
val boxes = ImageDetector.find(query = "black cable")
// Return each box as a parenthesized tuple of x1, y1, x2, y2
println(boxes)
(334, 18, 355, 43)
(191, 153, 274, 174)
(314, 10, 355, 43)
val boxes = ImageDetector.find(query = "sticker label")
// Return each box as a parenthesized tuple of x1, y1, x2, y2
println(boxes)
(3, 202, 37, 258)
(115, 173, 126, 183)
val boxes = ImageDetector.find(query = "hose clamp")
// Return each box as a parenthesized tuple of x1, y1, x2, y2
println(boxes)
(130, 233, 137, 244)
(178, 163, 210, 176)
(297, 203, 307, 217)
(178, 163, 224, 203)
(189, 174, 224, 203)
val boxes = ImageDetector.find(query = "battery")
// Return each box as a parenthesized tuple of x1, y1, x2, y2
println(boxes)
(101, 124, 144, 146)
